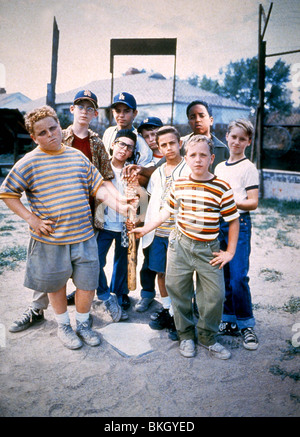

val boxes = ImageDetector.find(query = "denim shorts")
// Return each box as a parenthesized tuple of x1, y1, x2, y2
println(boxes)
(24, 237, 100, 293)
(148, 235, 169, 273)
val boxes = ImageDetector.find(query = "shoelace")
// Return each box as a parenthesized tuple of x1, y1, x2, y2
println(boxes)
(243, 328, 257, 343)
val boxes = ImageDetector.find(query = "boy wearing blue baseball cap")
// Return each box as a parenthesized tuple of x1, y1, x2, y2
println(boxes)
(137, 117, 164, 165)
(102, 92, 153, 167)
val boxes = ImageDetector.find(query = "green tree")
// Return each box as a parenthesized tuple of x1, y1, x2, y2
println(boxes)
(187, 56, 293, 115)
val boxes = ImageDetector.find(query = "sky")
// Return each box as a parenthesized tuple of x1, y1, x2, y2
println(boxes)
(0, 0, 299, 104)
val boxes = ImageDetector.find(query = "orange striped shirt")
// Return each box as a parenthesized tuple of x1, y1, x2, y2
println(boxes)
(164, 175, 239, 241)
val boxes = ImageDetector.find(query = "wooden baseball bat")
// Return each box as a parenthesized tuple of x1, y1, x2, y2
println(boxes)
(127, 206, 137, 291)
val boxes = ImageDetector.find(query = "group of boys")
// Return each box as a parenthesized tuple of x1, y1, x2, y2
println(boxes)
(0, 88, 259, 358)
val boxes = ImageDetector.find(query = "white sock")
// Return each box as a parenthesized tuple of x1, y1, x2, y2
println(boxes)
(75, 311, 90, 324)
(161, 296, 171, 309)
(169, 305, 174, 317)
(55, 311, 70, 325)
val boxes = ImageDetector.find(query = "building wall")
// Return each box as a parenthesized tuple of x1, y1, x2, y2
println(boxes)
(261, 169, 300, 201)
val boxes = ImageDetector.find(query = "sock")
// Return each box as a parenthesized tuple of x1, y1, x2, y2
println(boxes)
(161, 296, 171, 310)
(169, 305, 174, 317)
(55, 311, 70, 325)
(75, 311, 90, 324)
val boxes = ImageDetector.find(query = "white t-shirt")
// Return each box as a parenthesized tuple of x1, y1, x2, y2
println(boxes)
(214, 158, 259, 214)
(103, 163, 124, 232)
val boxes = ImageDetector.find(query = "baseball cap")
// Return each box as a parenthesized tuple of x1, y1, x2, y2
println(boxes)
(137, 116, 163, 133)
(111, 92, 136, 111)
(74, 90, 98, 109)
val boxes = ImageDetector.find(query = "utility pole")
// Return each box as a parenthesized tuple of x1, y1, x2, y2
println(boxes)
(257, 3, 272, 198)
(46, 17, 59, 110)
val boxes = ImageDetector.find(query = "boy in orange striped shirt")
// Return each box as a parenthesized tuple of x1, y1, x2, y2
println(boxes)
(130, 135, 239, 359)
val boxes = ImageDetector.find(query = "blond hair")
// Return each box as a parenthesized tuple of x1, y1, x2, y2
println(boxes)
(24, 105, 59, 135)
(227, 119, 254, 140)
(185, 135, 214, 155)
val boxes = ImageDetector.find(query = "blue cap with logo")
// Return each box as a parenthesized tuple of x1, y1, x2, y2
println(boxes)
(74, 90, 98, 109)
(111, 92, 136, 111)
(137, 117, 163, 133)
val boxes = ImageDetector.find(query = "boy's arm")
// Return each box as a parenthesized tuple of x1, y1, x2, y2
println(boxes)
(129, 208, 170, 239)
(2, 198, 55, 237)
(235, 188, 259, 211)
(95, 181, 135, 217)
(210, 218, 240, 269)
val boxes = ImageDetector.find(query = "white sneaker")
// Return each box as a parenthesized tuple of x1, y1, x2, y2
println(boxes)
(104, 294, 122, 322)
(57, 323, 83, 350)
(206, 342, 231, 360)
(179, 339, 196, 358)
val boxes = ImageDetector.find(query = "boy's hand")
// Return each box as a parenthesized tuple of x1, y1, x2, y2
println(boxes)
(210, 250, 234, 269)
(122, 164, 142, 182)
(128, 226, 146, 239)
(27, 215, 55, 237)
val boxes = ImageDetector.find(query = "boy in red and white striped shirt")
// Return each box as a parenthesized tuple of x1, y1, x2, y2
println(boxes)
(130, 135, 239, 359)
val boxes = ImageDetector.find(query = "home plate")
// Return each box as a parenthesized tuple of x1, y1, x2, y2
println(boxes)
(99, 323, 160, 358)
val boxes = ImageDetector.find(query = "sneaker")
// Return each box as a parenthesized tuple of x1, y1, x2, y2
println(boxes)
(241, 328, 258, 350)
(150, 306, 164, 321)
(203, 342, 231, 360)
(9, 307, 44, 332)
(135, 297, 154, 312)
(167, 317, 179, 341)
(57, 323, 83, 350)
(104, 294, 122, 322)
(149, 308, 172, 330)
(219, 321, 240, 336)
(120, 309, 129, 321)
(179, 339, 196, 358)
(121, 294, 131, 310)
(76, 320, 101, 347)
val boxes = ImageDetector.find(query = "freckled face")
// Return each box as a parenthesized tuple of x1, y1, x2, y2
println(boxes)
(31, 117, 62, 151)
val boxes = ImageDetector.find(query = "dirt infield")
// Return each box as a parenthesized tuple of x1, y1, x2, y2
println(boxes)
(0, 196, 299, 417)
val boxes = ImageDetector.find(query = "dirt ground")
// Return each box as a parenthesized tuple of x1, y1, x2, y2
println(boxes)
(0, 194, 299, 418)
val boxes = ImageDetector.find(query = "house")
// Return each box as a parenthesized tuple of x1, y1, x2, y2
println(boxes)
(0, 90, 31, 109)
(17, 71, 250, 135)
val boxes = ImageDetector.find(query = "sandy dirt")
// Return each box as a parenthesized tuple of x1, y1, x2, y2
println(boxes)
(0, 194, 299, 418)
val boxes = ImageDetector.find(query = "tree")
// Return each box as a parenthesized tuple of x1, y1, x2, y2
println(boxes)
(187, 56, 293, 115)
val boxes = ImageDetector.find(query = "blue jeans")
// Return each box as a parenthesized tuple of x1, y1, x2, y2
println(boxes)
(96, 229, 128, 303)
(218, 213, 255, 329)
(140, 246, 157, 299)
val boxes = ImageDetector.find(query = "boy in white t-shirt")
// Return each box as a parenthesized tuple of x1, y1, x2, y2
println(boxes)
(215, 119, 259, 351)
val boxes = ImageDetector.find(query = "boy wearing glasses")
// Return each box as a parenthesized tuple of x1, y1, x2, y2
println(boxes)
(96, 129, 139, 321)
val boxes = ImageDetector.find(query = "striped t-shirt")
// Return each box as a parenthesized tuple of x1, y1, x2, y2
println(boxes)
(0, 145, 103, 244)
(164, 175, 239, 241)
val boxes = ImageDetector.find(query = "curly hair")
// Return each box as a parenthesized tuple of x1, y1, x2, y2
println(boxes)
(24, 105, 59, 135)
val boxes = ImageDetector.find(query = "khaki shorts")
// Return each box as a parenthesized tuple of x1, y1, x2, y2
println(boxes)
(24, 237, 100, 293)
